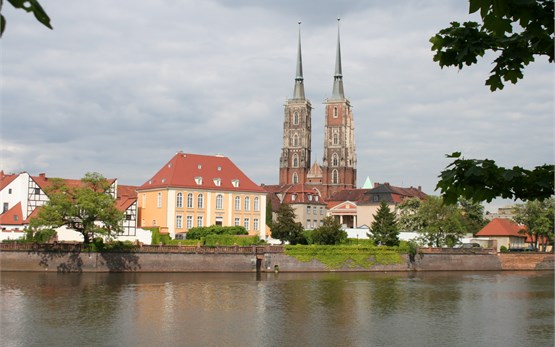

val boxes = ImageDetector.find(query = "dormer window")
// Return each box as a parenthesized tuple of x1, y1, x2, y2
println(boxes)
(315, 196, 319, 202)
(197, 164, 202, 170)
(213, 178, 221, 187)
(195, 177, 203, 185)
(291, 194, 296, 201)
(161, 178, 166, 183)
(217, 166, 222, 171)
(308, 195, 313, 201)
(231, 179, 239, 188)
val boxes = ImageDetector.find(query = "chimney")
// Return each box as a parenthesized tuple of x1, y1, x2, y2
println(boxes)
(374, 182, 379, 188)
(418, 186, 421, 191)
(39, 173, 47, 180)
(384, 182, 390, 186)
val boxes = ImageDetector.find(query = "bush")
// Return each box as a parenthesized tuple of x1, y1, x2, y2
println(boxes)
(204, 235, 260, 246)
(186, 226, 248, 240)
(500, 245, 508, 253)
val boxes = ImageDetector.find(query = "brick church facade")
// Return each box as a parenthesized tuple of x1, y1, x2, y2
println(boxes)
(278, 20, 357, 200)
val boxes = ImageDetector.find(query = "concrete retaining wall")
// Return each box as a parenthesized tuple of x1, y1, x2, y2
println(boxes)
(0, 250, 553, 273)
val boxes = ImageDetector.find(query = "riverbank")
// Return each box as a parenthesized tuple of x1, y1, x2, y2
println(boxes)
(0, 245, 553, 272)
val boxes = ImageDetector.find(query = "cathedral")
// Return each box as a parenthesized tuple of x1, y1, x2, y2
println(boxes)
(278, 20, 357, 200)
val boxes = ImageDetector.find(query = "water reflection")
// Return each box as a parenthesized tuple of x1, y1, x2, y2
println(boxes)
(0, 271, 553, 347)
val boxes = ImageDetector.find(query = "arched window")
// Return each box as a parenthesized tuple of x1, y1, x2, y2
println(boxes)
(292, 173, 298, 184)
(253, 197, 260, 211)
(332, 154, 339, 166)
(216, 194, 223, 210)
(176, 192, 183, 208)
(332, 170, 339, 184)
(293, 112, 299, 125)
(293, 154, 299, 168)
(234, 196, 241, 210)
(157, 193, 162, 208)
(197, 193, 204, 209)
(333, 107, 338, 118)
(333, 133, 338, 145)
(244, 196, 250, 211)
(293, 134, 299, 147)
(187, 193, 193, 208)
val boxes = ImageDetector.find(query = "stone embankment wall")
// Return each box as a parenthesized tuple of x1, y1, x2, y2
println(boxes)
(0, 250, 553, 273)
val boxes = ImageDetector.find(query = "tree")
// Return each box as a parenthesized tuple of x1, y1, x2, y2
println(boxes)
(369, 201, 400, 246)
(436, 152, 554, 205)
(28, 172, 123, 245)
(0, 0, 53, 38)
(458, 198, 487, 235)
(270, 204, 306, 245)
(430, 0, 554, 91)
(398, 196, 466, 247)
(397, 197, 425, 232)
(513, 198, 554, 252)
(312, 216, 347, 245)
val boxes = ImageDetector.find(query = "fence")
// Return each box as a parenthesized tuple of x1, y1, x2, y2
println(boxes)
(0, 242, 284, 255)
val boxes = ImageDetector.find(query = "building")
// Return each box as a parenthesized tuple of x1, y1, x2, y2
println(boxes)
(279, 20, 356, 200)
(264, 183, 327, 230)
(327, 182, 427, 228)
(475, 218, 526, 251)
(137, 152, 268, 239)
(0, 171, 145, 243)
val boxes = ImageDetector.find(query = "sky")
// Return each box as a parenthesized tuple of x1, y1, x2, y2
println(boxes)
(1, 0, 553, 213)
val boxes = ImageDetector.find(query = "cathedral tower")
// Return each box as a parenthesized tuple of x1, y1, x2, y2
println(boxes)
(279, 23, 313, 185)
(321, 19, 357, 198)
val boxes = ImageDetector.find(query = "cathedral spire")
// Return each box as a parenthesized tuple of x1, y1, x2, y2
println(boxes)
(293, 22, 305, 100)
(331, 18, 345, 100)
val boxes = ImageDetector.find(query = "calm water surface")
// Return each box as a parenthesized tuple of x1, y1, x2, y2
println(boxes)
(0, 271, 553, 347)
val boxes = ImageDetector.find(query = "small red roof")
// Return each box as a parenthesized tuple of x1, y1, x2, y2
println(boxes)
(0, 202, 24, 225)
(0, 171, 19, 191)
(32, 174, 116, 192)
(138, 152, 264, 193)
(476, 218, 526, 238)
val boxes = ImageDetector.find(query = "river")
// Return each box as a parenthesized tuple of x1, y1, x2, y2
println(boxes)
(0, 271, 553, 347)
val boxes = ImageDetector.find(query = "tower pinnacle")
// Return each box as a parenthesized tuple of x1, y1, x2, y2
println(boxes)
(331, 18, 345, 100)
(293, 22, 305, 100)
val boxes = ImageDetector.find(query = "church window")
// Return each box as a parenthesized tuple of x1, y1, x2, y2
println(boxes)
(332, 154, 339, 166)
(293, 134, 299, 147)
(292, 173, 298, 184)
(333, 133, 338, 145)
(333, 107, 338, 118)
(332, 170, 339, 184)
(293, 112, 299, 125)
(293, 154, 299, 168)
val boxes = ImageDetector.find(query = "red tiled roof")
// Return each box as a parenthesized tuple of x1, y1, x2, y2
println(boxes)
(328, 188, 369, 203)
(475, 218, 526, 238)
(32, 174, 116, 192)
(0, 171, 19, 191)
(0, 202, 24, 225)
(138, 152, 264, 193)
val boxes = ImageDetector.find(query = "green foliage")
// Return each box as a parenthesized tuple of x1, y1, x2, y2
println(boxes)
(271, 204, 306, 245)
(185, 225, 248, 240)
(91, 238, 137, 252)
(430, 0, 554, 91)
(311, 217, 347, 245)
(458, 198, 487, 235)
(513, 198, 554, 251)
(1, 0, 53, 38)
(437, 153, 554, 204)
(500, 245, 508, 253)
(23, 227, 56, 243)
(370, 201, 400, 246)
(204, 235, 260, 246)
(28, 172, 123, 245)
(284, 245, 405, 269)
(398, 196, 466, 247)
(397, 197, 424, 232)
(266, 198, 273, 229)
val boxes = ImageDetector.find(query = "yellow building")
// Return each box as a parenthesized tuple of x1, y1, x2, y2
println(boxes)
(137, 152, 267, 239)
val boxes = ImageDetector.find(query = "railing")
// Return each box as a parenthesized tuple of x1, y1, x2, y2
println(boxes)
(0, 242, 284, 254)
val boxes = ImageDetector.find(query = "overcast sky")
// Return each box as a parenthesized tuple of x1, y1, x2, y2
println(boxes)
(1, 1, 553, 212)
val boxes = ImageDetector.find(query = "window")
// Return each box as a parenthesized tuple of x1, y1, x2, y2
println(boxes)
(176, 215, 183, 229)
(244, 197, 250, 211)
(333, 133, 338, 145)
(198, 194, 204, 208)
(126, 214, 133, 221)
(244, 218, 250, 230)
(8, 189, 12, 194)
(194, 176, 202, 185)
(320, 207, 324, 215)
(292, 173, 298, 184)
(307, 220, 311, 229)
(291, 194, 296, 201)
(213, 178, 221, 186)
(234, 196, 241, 210)
(333, 106, 338, 118)
(186, 216, 193, 229)
(293, 112, 299, 125)
(313, 220, 317, 228)
(373, 195, 379, 202)
(34, 188, 40, 195)
(332, 170, 339, 184)
(153, 220, 157, 226)
(332, 153, 339, 166)
(2, 203, 8, 213)
(157, 193, 162, 208)
(234, 218, 240, 226)
(197, 216, 203, 227)
(313, 206, 317, 214)
(254, 197, 260, 211)
(307, 206, 311, 215)
(293, 154, 299, 168)
(216, 194, 223, 210)
(232, 179, 240, 188)
(253, 218, 259, 231)
(13, 215, 18, 221)
(315, 196, 319, 202)
(176, 193, 183, 208)
(308, 195, 313, 201)
(293, 134, 299, 147)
